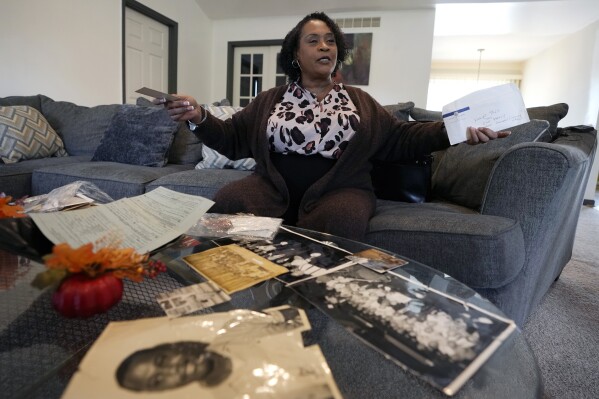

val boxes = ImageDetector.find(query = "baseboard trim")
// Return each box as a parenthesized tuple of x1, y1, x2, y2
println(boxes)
(583, 199, 596, 206)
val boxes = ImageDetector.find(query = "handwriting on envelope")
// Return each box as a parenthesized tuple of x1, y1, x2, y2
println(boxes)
(442, 83, 529, 145)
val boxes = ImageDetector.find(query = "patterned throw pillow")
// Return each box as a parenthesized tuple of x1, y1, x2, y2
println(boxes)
(195, 145, 256, 170)
(203, 105, 243, 119)
(195, 105, 256, 171)
(0, 105, 68, 163)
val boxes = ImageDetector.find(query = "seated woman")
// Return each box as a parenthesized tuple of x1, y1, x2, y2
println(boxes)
(157, 12, 508, 241)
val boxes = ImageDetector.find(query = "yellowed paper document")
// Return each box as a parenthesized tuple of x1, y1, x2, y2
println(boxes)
(183, 244, 288, 293)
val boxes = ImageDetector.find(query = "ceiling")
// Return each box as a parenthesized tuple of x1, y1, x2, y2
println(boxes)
(195, 0, 599, 62)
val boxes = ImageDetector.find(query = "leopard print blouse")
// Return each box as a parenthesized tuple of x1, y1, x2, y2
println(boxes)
(267, 82, 360, 159)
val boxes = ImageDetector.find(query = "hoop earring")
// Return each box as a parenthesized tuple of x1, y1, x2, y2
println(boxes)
(291, 59, 300, 69)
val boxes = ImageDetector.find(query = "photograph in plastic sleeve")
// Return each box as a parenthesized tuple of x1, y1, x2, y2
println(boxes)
(210, 305, 312, 347)
(292, 264, 517, 396)
(347, 248, 409, 273)
(182, 244, 288, 294)
(156, 280, 232, 318)
(186, 213, 283, 240)
(201, 228, 355, 286)
(60, 306, 341, 399)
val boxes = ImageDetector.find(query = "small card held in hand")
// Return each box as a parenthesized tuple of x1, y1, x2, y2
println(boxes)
(135, 87, 179, 101)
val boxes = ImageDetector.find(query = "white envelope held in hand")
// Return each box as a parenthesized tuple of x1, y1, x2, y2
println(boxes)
(442, 83, 529, 145)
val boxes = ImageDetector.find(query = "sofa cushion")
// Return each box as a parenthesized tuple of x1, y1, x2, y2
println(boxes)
(431, 120, 550, 210)
(0, 95, 43, 113)
(136, 96, 203, 165)
(40, 96, 121, 156)
(410, 107, 442, 122)
(383, 101, 414, 121)
(0, 106, 68, 163)
(146, 168, 250, 199)
(32, 162, 192, 199)
(0, 155, 90, 198)
(91, 105, 177, 167)
(366, 201, 526, 289)
(526, 103, 568, 141)
(168, 123, 204, 165)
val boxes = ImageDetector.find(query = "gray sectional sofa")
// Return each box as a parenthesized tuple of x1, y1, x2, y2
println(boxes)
(0, 94, 596, 326)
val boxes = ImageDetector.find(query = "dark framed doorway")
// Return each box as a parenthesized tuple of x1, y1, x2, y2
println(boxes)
(227, 40, 284, 104)
(122, 0, 178, 103)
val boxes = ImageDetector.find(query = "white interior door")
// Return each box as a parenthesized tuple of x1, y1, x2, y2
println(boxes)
(125, 7, 169, 104)
(233, 45, 286, 107)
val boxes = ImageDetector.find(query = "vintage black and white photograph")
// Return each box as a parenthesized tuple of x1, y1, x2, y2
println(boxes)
(225, 228, 356, 285)
(156, 280, 232, 317)
(293, 264, 516, 395)
(61, 306, 342, 398)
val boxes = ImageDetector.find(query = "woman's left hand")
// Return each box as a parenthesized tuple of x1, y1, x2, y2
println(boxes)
(466, 127, 511, 145)
(153, 95, 203, 124)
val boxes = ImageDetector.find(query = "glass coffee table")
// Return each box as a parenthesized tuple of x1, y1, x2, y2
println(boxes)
(0, 226, 542, 398)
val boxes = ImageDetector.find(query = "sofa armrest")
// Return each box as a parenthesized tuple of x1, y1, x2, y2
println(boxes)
(481, 131, 596, 250)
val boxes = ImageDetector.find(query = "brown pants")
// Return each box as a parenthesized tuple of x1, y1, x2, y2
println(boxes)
(296, 188, 376, 241)
(211, 177, 375, 241)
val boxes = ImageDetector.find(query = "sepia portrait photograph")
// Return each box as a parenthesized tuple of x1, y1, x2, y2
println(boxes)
(61, 306, 341, 398)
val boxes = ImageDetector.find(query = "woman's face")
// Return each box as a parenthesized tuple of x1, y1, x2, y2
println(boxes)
(121, 344, 211, 391)
(296, 19, 338, 81)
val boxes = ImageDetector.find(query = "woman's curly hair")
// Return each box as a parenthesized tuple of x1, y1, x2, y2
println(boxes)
(278, 12, 348, 83)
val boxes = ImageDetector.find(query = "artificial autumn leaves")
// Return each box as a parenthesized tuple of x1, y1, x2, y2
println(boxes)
(36, 242, 166, 318)
(0, 196, 25, 218)
(44, 242, 166, 282)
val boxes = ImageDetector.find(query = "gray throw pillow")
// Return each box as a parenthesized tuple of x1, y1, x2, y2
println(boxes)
(383, 101, 414, 121)
(91, 105, 177, 167)
(40, 96, 121, 156)
(410, 107, 442, 122)
(0, 95, 43, 113)
(431, 119, 550, 210)
(526, 103, 568, 142)
(136, 96, 203, 165)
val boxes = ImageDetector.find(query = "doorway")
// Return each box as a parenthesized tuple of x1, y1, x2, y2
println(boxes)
(122, 0, 178, 104)
(227, 40, 285, 107)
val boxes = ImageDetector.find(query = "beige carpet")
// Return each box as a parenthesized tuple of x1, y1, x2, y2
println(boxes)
(523, 200, 599, 399)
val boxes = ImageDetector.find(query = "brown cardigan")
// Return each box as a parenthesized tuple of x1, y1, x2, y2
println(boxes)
(195, 85, 449, 219)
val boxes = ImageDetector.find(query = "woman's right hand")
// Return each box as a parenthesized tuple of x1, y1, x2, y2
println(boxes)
(153, 94, 204, 124)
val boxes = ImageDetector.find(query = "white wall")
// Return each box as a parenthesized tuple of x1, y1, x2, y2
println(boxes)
(135, 0, 213, 103)
(210, 10, 436, 106)
(0, 0, 211, 106)
(0, 0, 121, 105)
(521, 21, 599, 128)
(521, 20, 599, 202)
